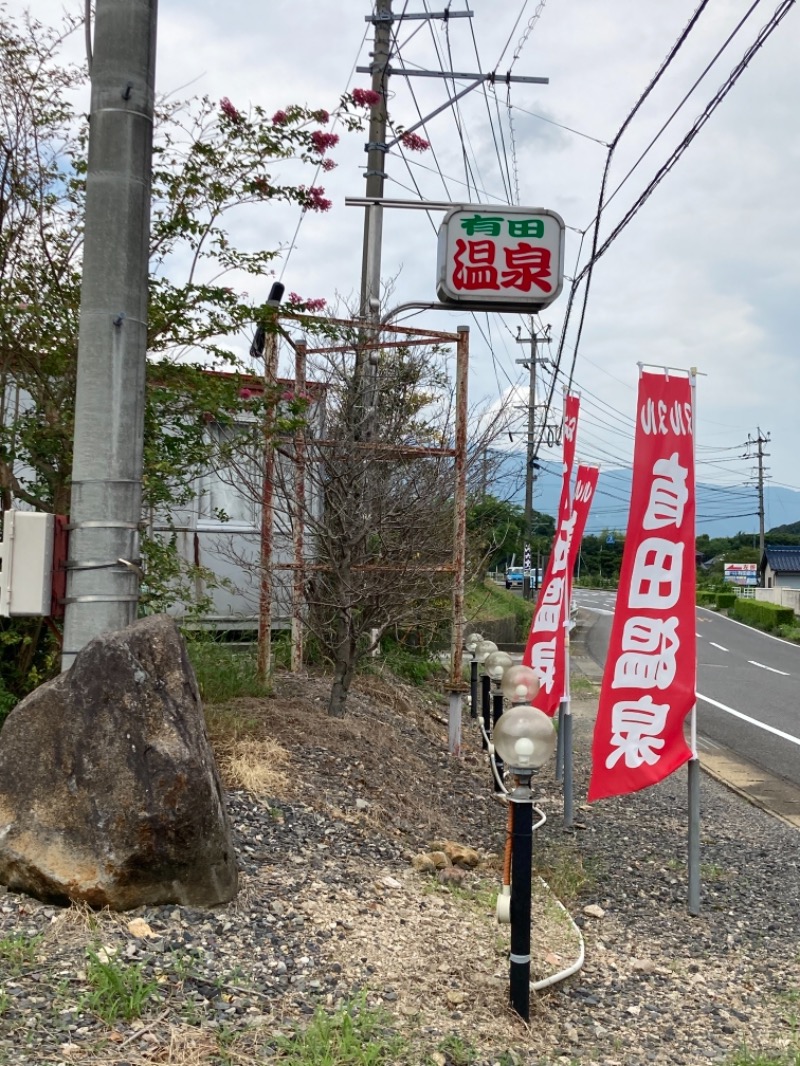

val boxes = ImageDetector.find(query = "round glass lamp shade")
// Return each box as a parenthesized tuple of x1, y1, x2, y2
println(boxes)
(474, 639, 498, 664)
(484, 650, 513, 681)
(464, 632, 484, 655)
(500, 664, 542, 705)
(493, 704, 556, 771)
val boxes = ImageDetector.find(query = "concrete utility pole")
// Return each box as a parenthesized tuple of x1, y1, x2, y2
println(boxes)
(62, 0, 158, 670)
(516, 319, 550, 601)
(746, 428, 771, 563)
(359, 0, 393, 325)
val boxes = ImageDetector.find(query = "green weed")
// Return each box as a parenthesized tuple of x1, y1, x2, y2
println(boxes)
(533, 842, 593, 905)
(0, 933, 43, 973)
(81, 947, 158, 1024)
(186, 636, 271, 704)
(435, 1033, 477, 1064)
(726, 1048, 800, 1066)
(273, 993, 406, 1064)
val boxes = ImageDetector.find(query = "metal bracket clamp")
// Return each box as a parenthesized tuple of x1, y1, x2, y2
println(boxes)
(365, 142, 388, 152)
(64, 559, 142, 571)
(65, 520, 140, 531)
(62, 594, 140, 604)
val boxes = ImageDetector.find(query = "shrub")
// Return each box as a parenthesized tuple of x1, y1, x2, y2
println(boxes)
(731, 598, 795, 632)
(696, 590, 717, 606)
(715, 593, 736, 610)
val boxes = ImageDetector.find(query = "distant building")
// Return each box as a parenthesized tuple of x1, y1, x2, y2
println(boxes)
(759, 545, 800, 591)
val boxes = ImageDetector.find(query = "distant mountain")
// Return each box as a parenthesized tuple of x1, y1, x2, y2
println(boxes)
(489, 452, 800, 539)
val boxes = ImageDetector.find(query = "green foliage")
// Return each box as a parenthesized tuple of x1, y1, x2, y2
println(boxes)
(731, 598, 795, 632)
(185, 635, 271, 704)
(435, 1034, 477, 1065)
(466, 495, 555, 575)
(375, 637, 444, 685)
(0, 618, 60, 724)
(777, 624, 800, 644)
(697, 590, 718, 606)
(0, 933, 43, 973)
(273, 994, 406, 1064)
(725, 1048, 800, 1066)
(466, 580, 534, 641)
(715, 593, 736, 609)
(576, 531, 625, 583)
(82, 948, 158, 1024)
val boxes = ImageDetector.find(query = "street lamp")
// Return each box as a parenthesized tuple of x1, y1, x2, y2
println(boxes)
(501, 663, 542, 706)
(484, 650, 513, 790)
(493, 700, 556, 1023)
(464, 631, 484, 720)
(474, 639, 497, 750)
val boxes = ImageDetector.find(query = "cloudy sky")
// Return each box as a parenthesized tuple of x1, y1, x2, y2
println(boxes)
(32, 0, 800, 532)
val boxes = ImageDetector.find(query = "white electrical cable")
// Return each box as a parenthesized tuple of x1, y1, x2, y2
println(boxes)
(530, 875, 586, 991)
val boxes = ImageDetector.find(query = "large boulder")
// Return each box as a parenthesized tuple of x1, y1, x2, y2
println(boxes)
(0, 615, 238, 909)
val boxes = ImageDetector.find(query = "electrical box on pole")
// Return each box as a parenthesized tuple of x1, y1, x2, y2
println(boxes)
(0, 511, 55, 617)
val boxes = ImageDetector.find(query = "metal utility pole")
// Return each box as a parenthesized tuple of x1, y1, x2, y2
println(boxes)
(62, 0, 158, 670)
(516, 320, 550, 601)
(746, 428, 771, 563)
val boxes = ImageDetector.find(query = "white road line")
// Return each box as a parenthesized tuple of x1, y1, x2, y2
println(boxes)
(583, 606, 614, 616)
(747, 660, 790, 677)
(697, 736, 721, 751)
(709, 642, 729, 652)
(697, 693, 800, 746)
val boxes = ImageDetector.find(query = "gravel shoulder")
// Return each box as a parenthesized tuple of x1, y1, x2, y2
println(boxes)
(0, 669, 799, 1065)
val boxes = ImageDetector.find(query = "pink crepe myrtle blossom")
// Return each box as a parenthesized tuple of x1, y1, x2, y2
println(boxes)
(401, 131, 430, 152)
(287, 293, 327, 313)
(352, 88, 381, 107)
(252, 176, 270, 194)
(238, 388, 254, 399)
(310, 130, 339, 154)
(313, 109, 330, 124)
(220, 97, 242, 122)
(272, 109, 289, 125)
(301, 186, 332, 212)
(321, 158, 337, 172)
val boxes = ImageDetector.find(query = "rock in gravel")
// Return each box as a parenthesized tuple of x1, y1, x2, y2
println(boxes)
(0, 614, 238, 910)
(583, 903, 606, 919)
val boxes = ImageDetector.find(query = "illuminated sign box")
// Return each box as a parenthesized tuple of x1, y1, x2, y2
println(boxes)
(436, 205, 565, 312)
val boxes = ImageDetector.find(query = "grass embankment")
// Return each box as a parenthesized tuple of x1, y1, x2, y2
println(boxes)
(465, 579, 534, 644)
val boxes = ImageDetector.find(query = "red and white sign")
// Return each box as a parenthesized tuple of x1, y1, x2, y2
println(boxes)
(436, 206, 565, 311)
(522, 395, 581, 715)
(588, 371, 696, 802)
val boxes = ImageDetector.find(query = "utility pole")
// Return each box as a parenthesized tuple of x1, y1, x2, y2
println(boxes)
(359, 0, 393, 326)
(516, 319, 551, 601)
(62, 0, 158, 670)
(746, 428, 771, 564)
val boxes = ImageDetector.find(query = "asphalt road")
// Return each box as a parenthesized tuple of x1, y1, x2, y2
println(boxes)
(573, 588, 800, 791)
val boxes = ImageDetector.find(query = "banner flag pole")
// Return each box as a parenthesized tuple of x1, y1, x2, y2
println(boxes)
(688, 366, 701, 916)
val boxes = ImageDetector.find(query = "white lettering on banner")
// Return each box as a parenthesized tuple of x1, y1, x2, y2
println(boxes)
(574, 479, 593, 504)
(533, 577, 565, 632)
(532, 640, 557, 692)
(606, 695, 670, 769)
(640, 399, 693, 437)
(612, 617, 679, 690)
(629, 538, 684, 609)
(551, 514, 576, 573)
(643, 453, 689, 530)
(563, 415, 577, 442)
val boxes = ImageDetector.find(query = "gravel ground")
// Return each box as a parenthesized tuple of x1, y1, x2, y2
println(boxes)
(0, 669, 798, 1065)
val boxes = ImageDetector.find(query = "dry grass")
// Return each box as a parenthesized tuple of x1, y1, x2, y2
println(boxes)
(220, 736, 291, 798)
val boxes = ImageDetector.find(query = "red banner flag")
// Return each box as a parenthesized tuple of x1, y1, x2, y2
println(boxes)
(588, 370, 696, 802)
(522, 395, 581, 715)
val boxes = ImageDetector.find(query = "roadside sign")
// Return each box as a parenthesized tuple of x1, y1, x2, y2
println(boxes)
(523, 543, 531, 575)
(436, 205, 565, 312)
(723, 562, 758, 586)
